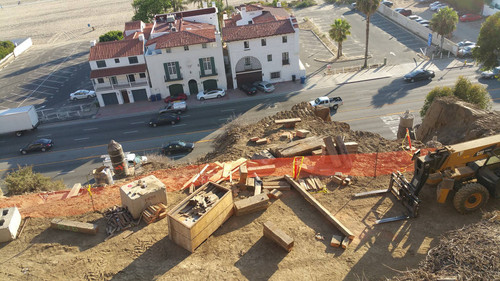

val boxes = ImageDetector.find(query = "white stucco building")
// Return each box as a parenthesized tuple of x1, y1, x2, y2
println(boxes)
(483, 0, 500, 16)
(145, 7, 227, 98)
(89, 37, 152, 107)
(222, 4, 305, 89)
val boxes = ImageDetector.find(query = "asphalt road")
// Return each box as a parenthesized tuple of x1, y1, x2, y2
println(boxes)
(1, 66, 499, 190)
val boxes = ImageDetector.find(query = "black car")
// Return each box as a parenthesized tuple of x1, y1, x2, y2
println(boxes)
(149, 114, 180, 127)
(403, 69, 435, 82)
(20, 138, 54, 154)
(161, 141, 194, 155)
(239, 83, 257, 95)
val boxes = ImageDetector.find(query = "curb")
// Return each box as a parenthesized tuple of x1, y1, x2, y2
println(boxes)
(337, 75, 393, 85)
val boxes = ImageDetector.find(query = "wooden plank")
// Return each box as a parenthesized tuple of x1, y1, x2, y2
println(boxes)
(67, 183, 82, 198)
(306, 177, 317, 190)
(234, 194, 269, 216)
(263, 176, 285, 181)
(254, 179, 262, 195)
(268, 189, 283, 199)
(50, 218, 98, 235)
(209, 169, 223, 182)
(330, 234, 343, 247)
(285, 175, 354, 240)
(239, 164, 248, 186)
(222, 162, 231, 178)
(247, 164, 276, 174)
(262, 186, 290, 191)
(189, 183, 195, 194)
(230, 158, 247, 170)
(276, 136, 324, 158)
(262, 181, 289, 187)
(255, 138, 270, 145)
(314, 177, 324, 189)
(341, 237, 351, 249)
(323, 136, 342, 168)
(214, 161, 224, 168)
(263, 221, 294, 252)
(235, 203, 270, 216)
(335, 136, 352, 168)
(182, 164, 209, 190)
(274, 118, 301, 124)
(299, 179, 308, 190)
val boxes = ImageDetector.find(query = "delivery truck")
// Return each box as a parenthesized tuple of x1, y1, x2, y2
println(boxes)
(0, 105, 40, 136)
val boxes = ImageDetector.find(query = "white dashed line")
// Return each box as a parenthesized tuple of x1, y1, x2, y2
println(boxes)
(37, 134, 52, 138)
(130, 121, 144, 125)
(83, 127, 98, 131)
(74, 137, 89, 141)
(172, 124, 186, 127)
(123, 130, 139, 134)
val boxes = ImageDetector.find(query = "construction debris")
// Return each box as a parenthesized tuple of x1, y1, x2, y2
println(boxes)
(263, 221, 294, 252)
(50, 218, 99, 235)
(0, 207, 22, 242)
(272, 136, 324, 157)
(120, 175, 167, 219)
(255, 138, 270, 145)
(234, 193, 270, 216)
(267, 189, 283, 199)
(250, 149, 275, 160)
(142, 203, 168, 224)
(104, 206, 134, 236)
(274, 117, 301, 128)
(295, 129, 310, 138)
(330, 234, 343, 247)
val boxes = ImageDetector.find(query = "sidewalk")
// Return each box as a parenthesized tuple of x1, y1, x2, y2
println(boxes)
(68, 58, 473, 123)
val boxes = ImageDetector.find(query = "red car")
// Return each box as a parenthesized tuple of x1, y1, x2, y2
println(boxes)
(164, 93, 188, 103)
(460, 14, 481, 22)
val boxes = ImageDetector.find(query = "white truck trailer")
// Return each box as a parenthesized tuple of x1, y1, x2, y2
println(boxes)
(0, 105, 40, 136)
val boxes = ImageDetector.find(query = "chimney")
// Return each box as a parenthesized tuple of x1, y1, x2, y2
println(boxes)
(90, 40, 96, 47)
(138, 34, 145, 42)
(202, 1, 207, 8)
(277, 1, 282, 7)
(212, 1, 216, 7)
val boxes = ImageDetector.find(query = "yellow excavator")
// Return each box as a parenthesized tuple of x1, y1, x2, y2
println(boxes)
(356, 134, 500, 223)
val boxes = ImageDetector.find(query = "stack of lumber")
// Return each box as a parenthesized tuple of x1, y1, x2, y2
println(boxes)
(142, 203, 168, 224)
(274, 118, 301, 128)
(262, 176, 291, 191)
(234, 193, 270, 216)
(104, 206, 135, 236)
(271, 136, 324, 157)
(297, 176, 324, 191)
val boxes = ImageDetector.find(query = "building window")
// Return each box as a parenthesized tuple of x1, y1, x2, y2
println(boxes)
(114, 58, 120, 63)
(139, 73, 146, 78)
(245, 57, 251, 65)
(128, 56, 138, 64)
(202, 43, 207, 49)
(128, 74, 135, 82)
(248, 21, 252, 24)
(282, 36, 287, 43)
(261, 39, 266, 46)
(97, 78, 104, 84)
(166, 48, 171, 53)
(184, 46, 189, 51)
(202, 58, 212, 71)
(267, 54, 272, 62)
(282, 52, 289, 65)
(271, 72, 281, 79)
(166, 62, 177, 75)
(96, 60, 106, 68)
(244, 41, 249, 49)
(110, 76, 117, 84)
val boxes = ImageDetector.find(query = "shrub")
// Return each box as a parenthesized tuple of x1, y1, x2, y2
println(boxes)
(0, 40, 15, 60)
(99, 30, 124, 42)
(289, 0, 317, 9)
(3, 165, 66, 195)
(420, 86, 453, 117)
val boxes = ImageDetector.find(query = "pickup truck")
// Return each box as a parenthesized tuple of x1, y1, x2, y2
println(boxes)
(159, 101, 187, 114)
(309, 96, 343, 110)
(481, 67, 500, 79)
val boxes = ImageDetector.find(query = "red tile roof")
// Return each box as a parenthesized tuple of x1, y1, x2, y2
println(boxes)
(147, 20, 216, 48)
(261, 6, 290, 20)
(154, 7, 217, 22)
(237, 4, 263, 11)
(90, 64, 147, 79)
(89, 39, 144, 61)
(125, 21, 142, 31)
(252, 12, 276, 23)
(222, 19, 294, 42)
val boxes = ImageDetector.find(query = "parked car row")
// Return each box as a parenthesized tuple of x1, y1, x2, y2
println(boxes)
(456, 40, 477, 58)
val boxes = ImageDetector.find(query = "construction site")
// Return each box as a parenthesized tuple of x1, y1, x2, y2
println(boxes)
(0, 96, 499, 280)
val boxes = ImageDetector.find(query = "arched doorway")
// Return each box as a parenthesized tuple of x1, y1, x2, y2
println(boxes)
(188, 79, 198, 95)
(169, 84, 184, 96)
(234, 56, 262, 89)
(202, 79, 218, 91)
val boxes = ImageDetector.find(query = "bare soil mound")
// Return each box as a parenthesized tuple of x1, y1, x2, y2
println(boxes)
(417, 97, 500, 145)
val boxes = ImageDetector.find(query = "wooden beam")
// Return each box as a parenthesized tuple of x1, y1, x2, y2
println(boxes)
(234, 193, 269, 216)
(335, 136, 352, 168)
(50, 218, 99, 235)
(262, 185, 290, 191)
(263, 221, 294, 252)
(285, 175, 354, 240)
(268, 189, 283, 199)
(182, 164, 209, 190)
(67, 183, 82, 198)
(330, 234, 342, 248)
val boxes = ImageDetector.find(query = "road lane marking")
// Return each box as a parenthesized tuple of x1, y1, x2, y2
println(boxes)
(37, 134, 52, 137)
(123, 130, 139, 134)
(83, 128, 98, 131)
(74, 137, 89, 141)
(35, 84, 59, 90)
(57, 171, 75, 175)
(172, 124, 186, 127)
(130, 121, 144, 125)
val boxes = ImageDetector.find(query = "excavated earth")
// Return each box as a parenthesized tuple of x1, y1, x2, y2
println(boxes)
(0, 99, 499, 281)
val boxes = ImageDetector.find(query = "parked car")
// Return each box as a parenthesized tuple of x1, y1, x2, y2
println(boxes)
(408, 15, 423, 21)
(159, 101, 187, 114)
(350, 2, 356, 10)
(381, 0, 393, 7)
(253, 81, 275, 93)
(429, 1, 441, 8)
(196, 89, 226, 101)
(70, 90, 95, 101)
(459, 14, 482, 22)
(164, 93, 188, 103)
(149, 113, 180, 127)
(457, 41, 476, 48)
(20, 138, 54, 154)
(161, 141, 194, 155)
(418, 20, 430, 25)
(239, 83, 257, 95)
(458, 45, 476, 57)
(395, 8, 412, 16)
(481, 67, 500, 79)
(432, 4, 448, 11)
(421, 23, 430, 28)
(309, 96, 343, 110)
(403, 69, 435, 82)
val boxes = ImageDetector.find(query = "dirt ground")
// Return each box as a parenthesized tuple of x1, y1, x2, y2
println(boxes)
(1, 0, 499, 280)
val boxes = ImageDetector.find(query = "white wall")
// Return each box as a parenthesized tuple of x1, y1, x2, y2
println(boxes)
(145, 34, 226, 97)
(13, 38, 33, 57)
(184, 13, 219, 30)
(96, 86, 151, 107)
(237, 9, 263, 26)
(89, 55, 146, 70)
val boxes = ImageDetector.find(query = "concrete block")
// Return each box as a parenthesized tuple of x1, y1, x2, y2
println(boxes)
(120, 175, 167, 219)
(0, 207, 22, 242)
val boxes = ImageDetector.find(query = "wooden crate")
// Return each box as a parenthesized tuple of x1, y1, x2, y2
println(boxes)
(167, 182, 234, 252)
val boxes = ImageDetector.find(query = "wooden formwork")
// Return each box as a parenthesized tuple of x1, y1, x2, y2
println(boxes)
(167, 182, 233, 252)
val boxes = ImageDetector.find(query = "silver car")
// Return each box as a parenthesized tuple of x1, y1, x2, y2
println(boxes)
(70, 90, 96, 100)
(253, 81, 275, 93)
(196, 88, 226, 101)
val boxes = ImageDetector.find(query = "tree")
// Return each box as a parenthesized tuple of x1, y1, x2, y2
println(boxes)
(171, 0, 186, 12)
(0, 40, 15, 60)
(186, 0, 205, 9)
(132, 0, 172, 23)
(420, 76, 491, 117)
(357, 0, 380, 68)
(329, 18, 351, 59)
(430, 7, 458, 53)
(99, 31, 124, 42)
(472, 12, 500, 70)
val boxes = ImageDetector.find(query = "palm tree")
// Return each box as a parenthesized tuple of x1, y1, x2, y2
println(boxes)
(430, 7, 458, 53)
(357, 0, 380, 68)
(329, 18, 351, 59)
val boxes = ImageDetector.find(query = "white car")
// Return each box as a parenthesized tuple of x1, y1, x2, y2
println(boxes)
(429, 1, 441, 8)
(408, 15, 423, 21)
(253, 81, 275, 93)
(70, 90, 96, 100)
(196, 88, 226, 101)
(432, 4, 448, 11)
(457, 41, 475, 48)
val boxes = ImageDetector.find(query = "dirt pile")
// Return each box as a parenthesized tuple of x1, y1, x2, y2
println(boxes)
(392, 211, 500, 281)
(203, 102, 419, 162)
(417, 96, 500, 145)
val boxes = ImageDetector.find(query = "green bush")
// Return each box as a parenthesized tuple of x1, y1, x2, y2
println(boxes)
(420, 76, 491, 117)
(289, 0, 317, 8)
(99, 30, 124, 42)
(446, 0, 483, 13)
(0, 40, 15, 60)
(3, 165, 66, 195)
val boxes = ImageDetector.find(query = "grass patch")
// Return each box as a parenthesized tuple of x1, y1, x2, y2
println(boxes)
(3, 165, 66, 195)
